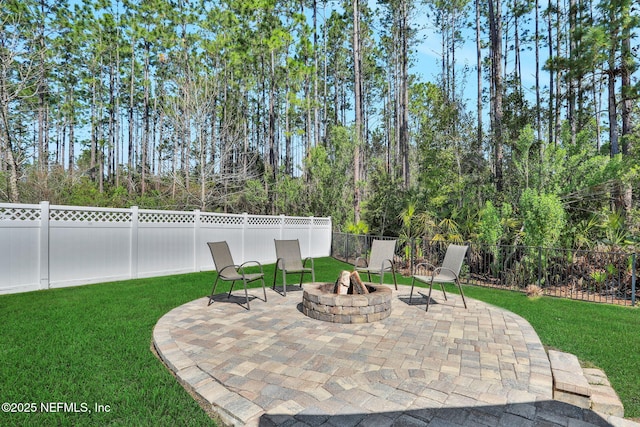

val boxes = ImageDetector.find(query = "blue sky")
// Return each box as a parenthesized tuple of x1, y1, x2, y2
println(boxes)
(411, 0, 640, 111)
(411, 1, 550, 109)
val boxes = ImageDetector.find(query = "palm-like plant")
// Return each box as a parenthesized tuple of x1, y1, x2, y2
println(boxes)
(398, 201, 435, 265)
(573, 214, 599, 250)
(599, 211, 632, 249)
(432, 217, 463, 243)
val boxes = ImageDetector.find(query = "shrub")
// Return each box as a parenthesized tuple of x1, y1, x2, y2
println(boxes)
(520, 189, 566, 248)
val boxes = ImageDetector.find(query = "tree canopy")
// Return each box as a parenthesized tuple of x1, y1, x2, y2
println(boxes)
(1, 0, 639, 249)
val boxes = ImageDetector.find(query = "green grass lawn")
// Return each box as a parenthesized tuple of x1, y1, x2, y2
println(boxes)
(1, 257, 638, 426)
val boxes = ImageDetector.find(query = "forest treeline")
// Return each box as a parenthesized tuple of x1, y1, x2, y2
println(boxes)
(1, 0, 639, 249)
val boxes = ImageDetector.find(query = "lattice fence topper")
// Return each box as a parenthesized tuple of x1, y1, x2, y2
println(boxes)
(138, 212, 195, 224)
(284, 217, 312, 226)
(200, 213, 245, 225)
(247, 216, 283, 226)
(313, 218, 332, 227)
(50, 208, 131, 223)
(0, 207, 41, 221)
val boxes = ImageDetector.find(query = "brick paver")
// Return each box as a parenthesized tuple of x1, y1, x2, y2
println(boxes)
(153, 285, 636, 427)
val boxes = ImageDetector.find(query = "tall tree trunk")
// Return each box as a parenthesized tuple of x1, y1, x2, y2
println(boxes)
(322, 1, 329, 140)
(285, 78, 292, 176)
(37, 0, 48, 174)
(156, 100, 164, 192)
(57, 121, 63, 167)
(68, 87, 75, 179)
(128, 38, 135, 193)
(98, 119, 104, 193)
(489, 0, 504, 193)
(395, 28, 401, 177)
(1, 104, 20, 202)
(171, 116, 178, 199)
(535, 0, 541, 141)
(568, 0, 577, 145)
(535, 0, 542, 190)
(115, 6, 121, 189)
(607, 70, 619, 156)
(590, 0, 602, 151)
(269, 50, 277, 180)
(141, 40, 151, 196)
(607, 3, 619, 157)
(386, 80, 392, 174)
(313, 0, 320, 149)
(199, 126, 206, 210)
(514, 0, 522, 96)
(353, 0, 362, 223)
(400, 0, 410, 189)
(554, 0, 561, 145)
(90, 77, 97, 182)
(476, 0, 483, 156)
(109, 62, 116, 184)
(242, 94, 247, 177)
(547, 3, 555, 146)
(621, 22, 633, 210)
(620, 12, 633, 155)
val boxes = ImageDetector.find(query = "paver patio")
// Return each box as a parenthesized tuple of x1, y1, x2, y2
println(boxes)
(153, 284, 637, 427)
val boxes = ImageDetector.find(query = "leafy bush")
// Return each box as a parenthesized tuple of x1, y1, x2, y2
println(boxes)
(520, 189, 566, 248)
(478, 200, 501, 246)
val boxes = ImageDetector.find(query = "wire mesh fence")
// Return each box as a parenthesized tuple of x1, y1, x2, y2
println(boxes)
(332, 232, 637, 306)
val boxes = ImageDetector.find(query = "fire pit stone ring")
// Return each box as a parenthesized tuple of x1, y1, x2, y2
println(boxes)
(302, 282, 392, 323)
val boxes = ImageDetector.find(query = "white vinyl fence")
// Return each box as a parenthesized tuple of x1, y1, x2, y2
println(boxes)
(0, 202, 332, 295)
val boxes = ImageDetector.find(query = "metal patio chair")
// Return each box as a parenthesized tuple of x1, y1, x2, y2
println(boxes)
(207, 241, 267, 310)
(354, 239, 398, 289)
(273, 239, 315, 296)
(410, 244, 468, 311)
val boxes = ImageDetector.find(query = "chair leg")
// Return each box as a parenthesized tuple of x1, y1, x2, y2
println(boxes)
(409, 277, 416, 303)
(208, 276, 221, 306)
(456, 279, 467, 309)
(282, 270, 287, 296)
(426, 280, 435, 312)
(272, 267, 277, 291)
(440, 283, 448, 301)
(228, 280, 237, 298)
(242, 278, 251, 310)
(391, 266, 398, 290)
(261, 277, 267, 302)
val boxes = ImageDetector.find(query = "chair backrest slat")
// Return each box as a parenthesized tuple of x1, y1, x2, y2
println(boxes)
(275, 239, 304, 270)
(368, 239, 397, 269)
(208, 241, 238, 276)
(441, 244, 468, 276)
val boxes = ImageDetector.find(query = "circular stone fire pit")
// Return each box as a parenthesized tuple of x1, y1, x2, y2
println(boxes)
(302, 282, 392, 324)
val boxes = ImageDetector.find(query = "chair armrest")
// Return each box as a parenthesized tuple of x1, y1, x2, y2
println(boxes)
(239, 260, 264, 275)
(275, 257, 285, 271)
(218, 264, 240, 279)
(303, 257, 314, 270)
(354, 257, 368, 268)
(379, 258, 393, 271)
(414, 262, 437, 272)
(432, 267, 459, 281)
